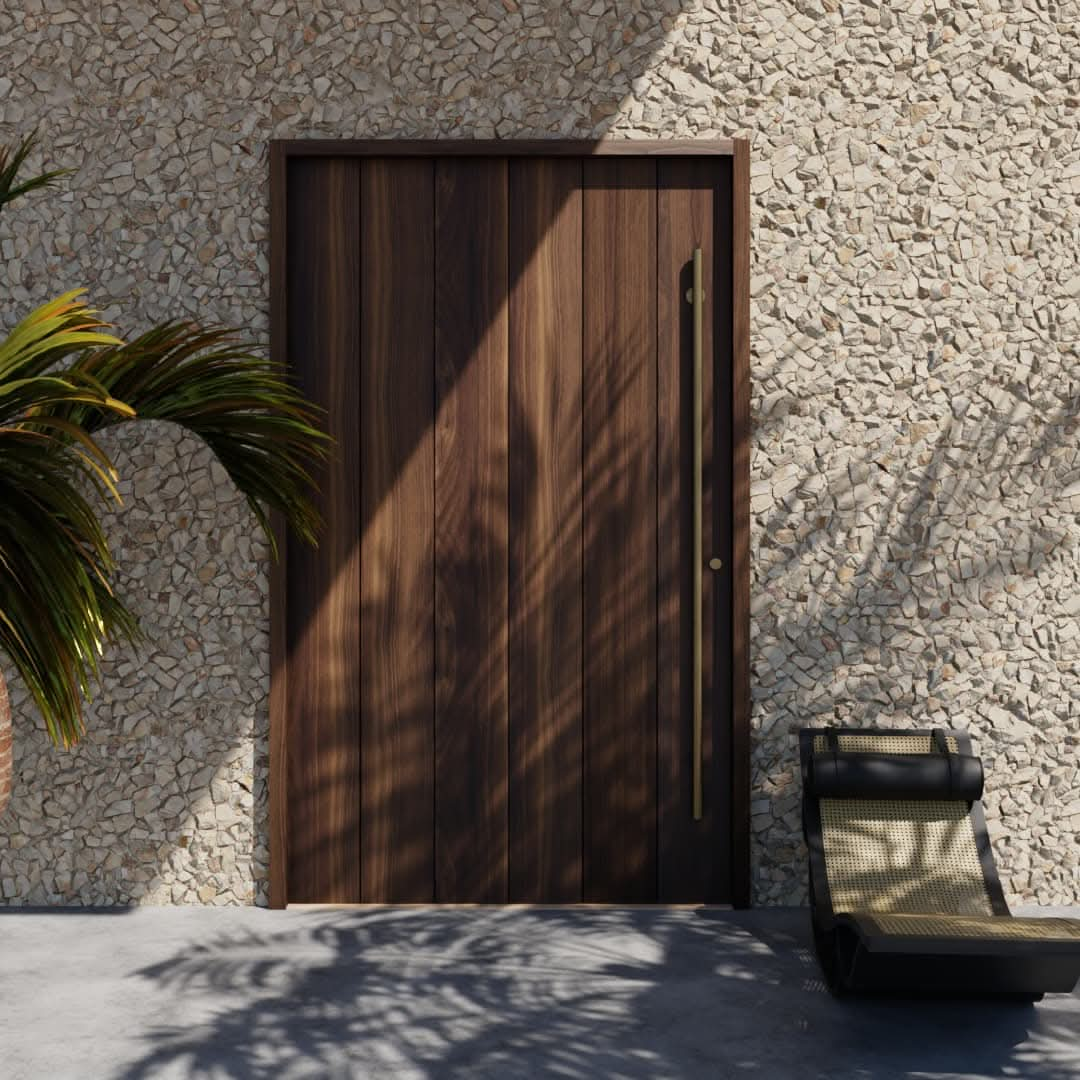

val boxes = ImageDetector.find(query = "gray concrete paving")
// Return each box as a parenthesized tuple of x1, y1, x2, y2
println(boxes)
(1, 905, 1078, 1079)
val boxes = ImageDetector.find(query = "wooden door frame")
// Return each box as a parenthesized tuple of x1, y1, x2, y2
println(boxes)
(268, 138, 751, 908)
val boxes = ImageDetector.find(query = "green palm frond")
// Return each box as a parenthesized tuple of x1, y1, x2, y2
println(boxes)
(0, 292, 141, 744)
(0, 426, 140, 746)
(0, 289, 136, 501)
(0, 126, 75, 214)
(53, 321, 331, 556)
(0, 287, 126, 385)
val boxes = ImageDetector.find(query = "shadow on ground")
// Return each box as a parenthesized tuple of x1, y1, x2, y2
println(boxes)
(2, 907, 1077, 1079)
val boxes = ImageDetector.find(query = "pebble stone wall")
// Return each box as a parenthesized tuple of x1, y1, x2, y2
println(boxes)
(0, 0, 1077, 906)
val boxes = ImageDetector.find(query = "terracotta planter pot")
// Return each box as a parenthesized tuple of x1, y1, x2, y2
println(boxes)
(0, 670, 11, 818)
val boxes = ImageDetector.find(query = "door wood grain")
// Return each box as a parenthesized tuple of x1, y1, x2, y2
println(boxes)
(582, 158, 658, 902)
(271, 144, 752, 909)
(283, 156, 362, 904)
(507, 158, 584, 902)
(359, 158, 436, 902)
(434, 158, 510, 902)
(657, 158, 731, 902)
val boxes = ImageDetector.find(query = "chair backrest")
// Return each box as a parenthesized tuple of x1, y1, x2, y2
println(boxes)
(799, 728, 1010, 922)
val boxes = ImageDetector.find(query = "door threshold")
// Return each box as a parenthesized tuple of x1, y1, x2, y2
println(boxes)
(285, 902, 736, 910)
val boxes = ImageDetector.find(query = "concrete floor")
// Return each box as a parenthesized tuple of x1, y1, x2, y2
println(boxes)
(2, 906, 1079, 1079)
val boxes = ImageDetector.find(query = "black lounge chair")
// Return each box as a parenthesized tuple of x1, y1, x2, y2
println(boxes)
(800, 726, 1080, 999)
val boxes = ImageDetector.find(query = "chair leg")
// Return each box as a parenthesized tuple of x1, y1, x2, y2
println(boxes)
(813, 922, 849, 996)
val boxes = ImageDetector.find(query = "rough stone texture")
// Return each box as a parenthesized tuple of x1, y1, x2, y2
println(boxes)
(0, 0, 1078, 906)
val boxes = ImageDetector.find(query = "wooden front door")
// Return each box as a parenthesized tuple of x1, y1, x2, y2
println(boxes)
(270, 141, 749, 907)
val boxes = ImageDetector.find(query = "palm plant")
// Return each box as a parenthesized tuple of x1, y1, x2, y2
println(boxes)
(0, 129, 328, 815)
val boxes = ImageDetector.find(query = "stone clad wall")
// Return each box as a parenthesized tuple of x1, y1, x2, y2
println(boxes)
(0, 0, 1077, 906)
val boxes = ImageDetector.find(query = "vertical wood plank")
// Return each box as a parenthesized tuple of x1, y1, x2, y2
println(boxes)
(657, 158, 732, 901)
(434, 158, 510, 902)
(507, 159, 584, 903)
(359, 159, 435, 902)
(730, 140, 753, 909)
(582, 158, 658, 902)
(284, 157, 362, 904)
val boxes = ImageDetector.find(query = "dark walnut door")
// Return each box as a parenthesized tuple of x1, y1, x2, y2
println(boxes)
(271, 143, 749, 906)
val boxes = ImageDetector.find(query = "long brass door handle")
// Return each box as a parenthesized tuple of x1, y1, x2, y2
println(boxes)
(689, 246, 704, 822)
